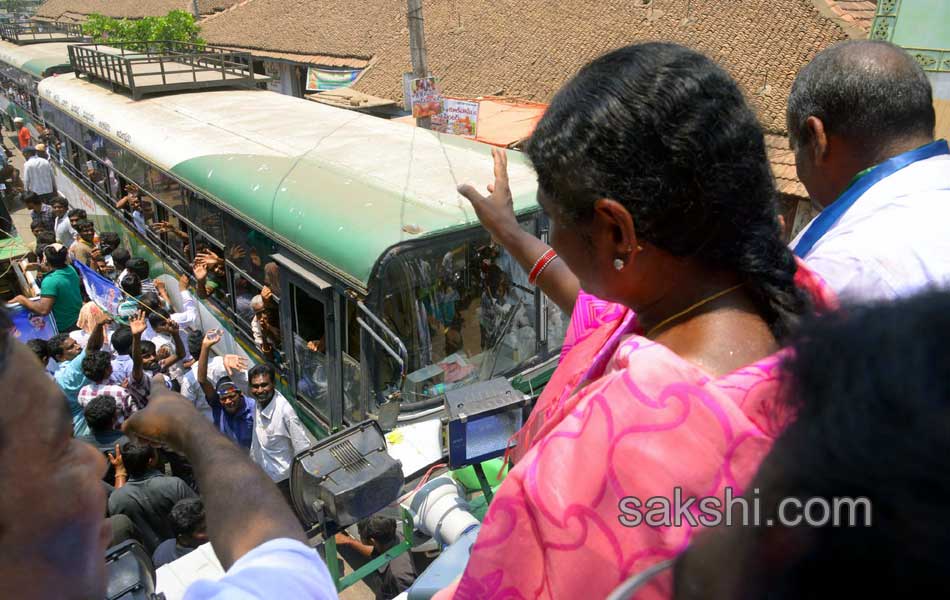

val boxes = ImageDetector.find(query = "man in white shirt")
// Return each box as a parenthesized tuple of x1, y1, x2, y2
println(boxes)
(0, 316, 337, 600)
(787, 40, 950, 303)
(247, 363, 312, 500)
(51, 197, 75, 247)
(21, 146, 56, 203)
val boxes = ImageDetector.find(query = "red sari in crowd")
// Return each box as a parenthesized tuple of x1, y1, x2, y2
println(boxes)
(436, 262, 837, 600)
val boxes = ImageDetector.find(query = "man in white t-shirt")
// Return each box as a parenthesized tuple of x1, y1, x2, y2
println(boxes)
(787, 40, 950, 303)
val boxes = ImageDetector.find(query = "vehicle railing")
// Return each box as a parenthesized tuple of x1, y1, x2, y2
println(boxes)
(356, 300, 408, 382)
(67, 41, 258, 99)
(0, 21, 84, 44)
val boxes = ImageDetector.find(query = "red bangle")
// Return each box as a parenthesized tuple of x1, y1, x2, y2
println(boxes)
(528, 248, 558, 285)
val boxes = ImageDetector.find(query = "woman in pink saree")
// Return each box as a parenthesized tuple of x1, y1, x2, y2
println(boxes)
(437, 43, 838, 600)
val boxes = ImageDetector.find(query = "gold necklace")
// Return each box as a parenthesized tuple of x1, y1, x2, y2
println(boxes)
(645, 283, 744, 339)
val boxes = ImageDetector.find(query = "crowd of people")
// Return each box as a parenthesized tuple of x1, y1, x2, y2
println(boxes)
(4, 140, 320, 575)
(1, 36, 949, 600)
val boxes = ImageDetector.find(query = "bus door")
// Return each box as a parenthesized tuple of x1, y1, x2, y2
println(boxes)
(271, 253, 344, 431)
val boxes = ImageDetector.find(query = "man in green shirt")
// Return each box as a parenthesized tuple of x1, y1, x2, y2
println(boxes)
(12, 243, 84, 332)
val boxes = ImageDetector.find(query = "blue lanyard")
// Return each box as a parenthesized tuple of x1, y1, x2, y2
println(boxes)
(793, 140, 950, 258)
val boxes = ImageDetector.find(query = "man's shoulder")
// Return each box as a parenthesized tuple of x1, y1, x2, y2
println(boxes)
(182, 539, 336, 600)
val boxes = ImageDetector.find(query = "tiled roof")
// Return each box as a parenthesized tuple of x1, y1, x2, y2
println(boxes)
(217, 46, 369, 69)
(35, 0, 241, 19)
(200, 0, 849, 133)
(765, 134, 807, 197)
(819, 0, 876, 35)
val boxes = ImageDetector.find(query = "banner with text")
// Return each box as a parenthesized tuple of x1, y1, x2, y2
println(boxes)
(306, 67, 361, 92)
(431, 98, 479, 138)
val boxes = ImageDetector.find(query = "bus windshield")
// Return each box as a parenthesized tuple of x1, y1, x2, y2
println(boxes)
(373, 219, 569, 407)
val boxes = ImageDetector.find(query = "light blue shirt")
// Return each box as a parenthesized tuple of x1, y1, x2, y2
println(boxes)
(110, 354, 133, 386)
(184, 538, 337, 600)
(55, 350, 90, 436)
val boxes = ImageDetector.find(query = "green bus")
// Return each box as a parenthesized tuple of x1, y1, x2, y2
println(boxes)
(35, 69, 566, 438)
(0, 38, 72, 126)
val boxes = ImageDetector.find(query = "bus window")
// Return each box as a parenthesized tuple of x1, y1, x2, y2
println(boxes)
(149, 199, 189, 264)
(231, 270, 260, 324)
(374, 217, 560, 407)
(223, 212, 274, 285)
(151, 170, 181, 209)
(187, 192, 224, 242)
(289, 284, 330, 420)
(193, 235, 229, 309)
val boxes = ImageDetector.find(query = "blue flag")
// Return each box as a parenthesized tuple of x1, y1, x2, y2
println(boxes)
(73, 260, 124, 315)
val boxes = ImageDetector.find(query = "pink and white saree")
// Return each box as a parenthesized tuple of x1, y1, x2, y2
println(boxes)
(436, 262, 837, 600)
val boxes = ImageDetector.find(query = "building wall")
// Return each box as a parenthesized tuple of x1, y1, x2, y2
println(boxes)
(262, 60, 295, 97)
(930, 72, 950, 101)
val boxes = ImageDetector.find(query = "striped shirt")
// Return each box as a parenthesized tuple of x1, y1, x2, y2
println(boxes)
(78, 382, 141, 422)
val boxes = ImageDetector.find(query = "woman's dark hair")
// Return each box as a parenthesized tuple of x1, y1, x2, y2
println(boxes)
(526, 43, 810, 339)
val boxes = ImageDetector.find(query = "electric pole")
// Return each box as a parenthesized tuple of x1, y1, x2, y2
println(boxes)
(407, 0, 431, 129)
(192, 0, 200, 18)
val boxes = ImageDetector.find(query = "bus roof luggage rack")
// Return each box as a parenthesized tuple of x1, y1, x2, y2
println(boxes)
(0, 21, 85, 45)
(68, 41, 265, 99)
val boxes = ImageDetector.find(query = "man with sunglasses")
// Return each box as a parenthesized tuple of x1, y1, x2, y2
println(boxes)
(196, 329, 254, 449)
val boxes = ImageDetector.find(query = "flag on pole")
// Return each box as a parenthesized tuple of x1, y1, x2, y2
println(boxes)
(73, 260, 123, 316)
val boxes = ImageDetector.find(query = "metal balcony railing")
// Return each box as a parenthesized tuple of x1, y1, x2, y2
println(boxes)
(68, 41, 261, 99)
(0, 21, 85, 45)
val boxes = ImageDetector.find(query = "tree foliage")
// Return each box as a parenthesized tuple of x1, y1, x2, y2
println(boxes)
(82, 10, 204, 50)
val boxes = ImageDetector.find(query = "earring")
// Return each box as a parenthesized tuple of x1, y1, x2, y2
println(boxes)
(613, 258, 625, 271)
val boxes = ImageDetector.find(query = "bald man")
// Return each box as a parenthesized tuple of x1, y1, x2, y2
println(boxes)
(787, 40, 950, 303)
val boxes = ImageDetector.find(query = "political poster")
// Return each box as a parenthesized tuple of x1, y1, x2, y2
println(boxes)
(409, 77, 443, 119)
(74, 259, 123, 315)
(432, 98, 479, 138)
(6, 301, 56, 343)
